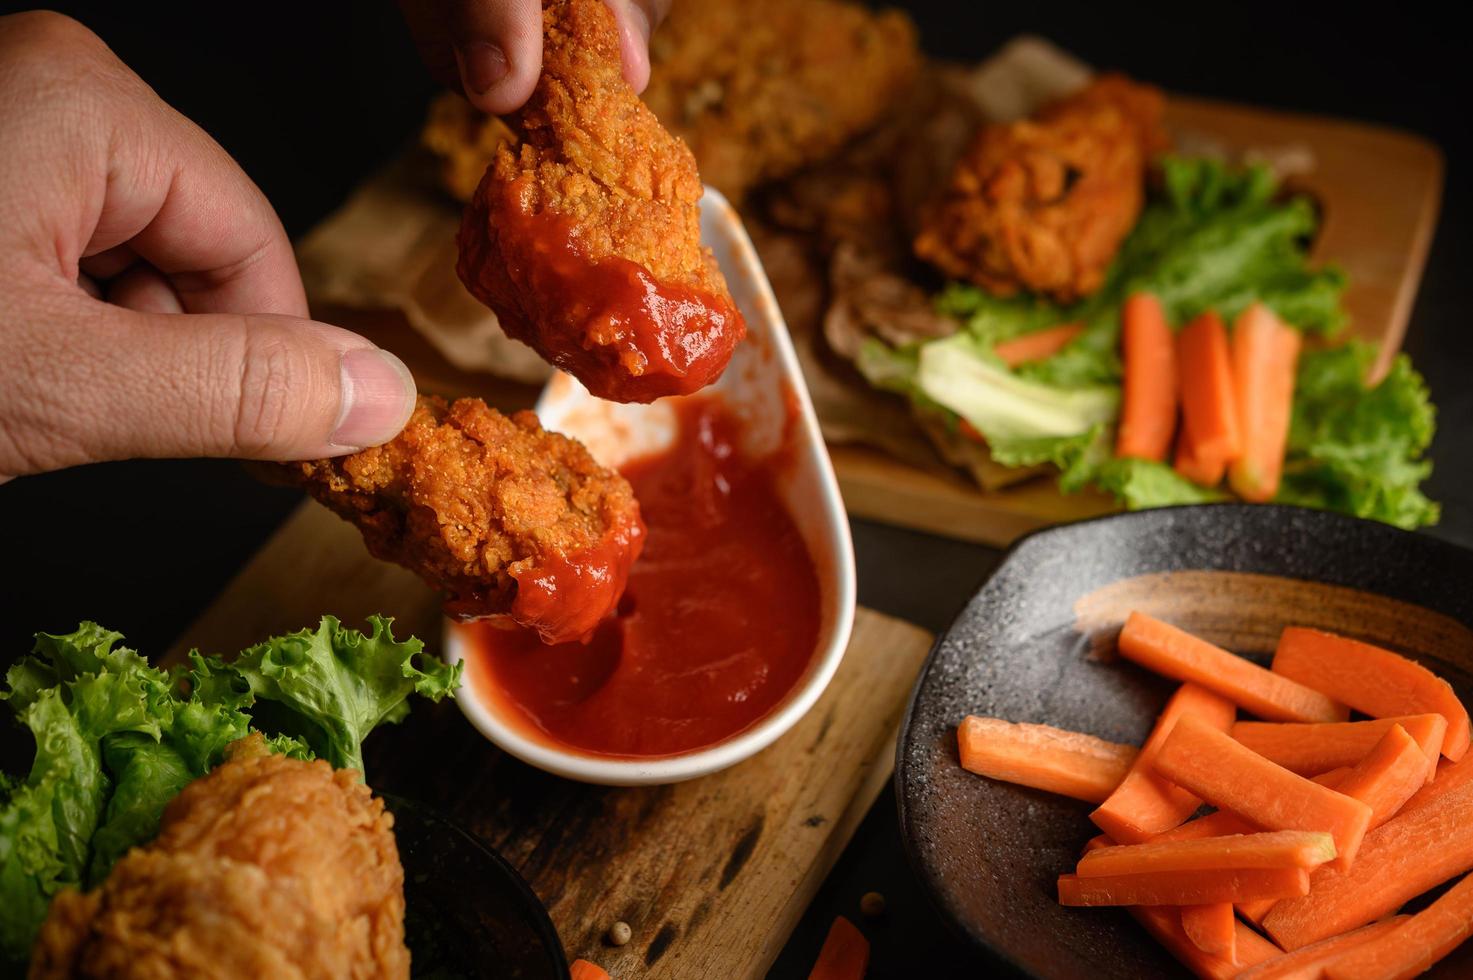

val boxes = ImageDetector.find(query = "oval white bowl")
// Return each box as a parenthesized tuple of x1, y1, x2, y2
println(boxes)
(445, 187, 857, 786)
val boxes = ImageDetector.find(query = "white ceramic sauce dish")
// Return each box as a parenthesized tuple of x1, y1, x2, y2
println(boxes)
(445, 188, 858, 786)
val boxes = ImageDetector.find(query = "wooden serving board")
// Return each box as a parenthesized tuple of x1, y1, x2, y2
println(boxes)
(165, 501, 933, 979)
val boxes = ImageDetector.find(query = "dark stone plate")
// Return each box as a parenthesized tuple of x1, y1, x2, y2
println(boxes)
(896, 504, 1473, 978)
(387, 795, 568, 979)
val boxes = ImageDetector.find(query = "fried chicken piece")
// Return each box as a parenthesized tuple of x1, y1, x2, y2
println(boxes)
(641, 0, 921, 202)
(282, 395, 643, 644)
(421, 92, 516, 203)
(456, 0, 744, 404)
(29, 736, 408, 980)
(913, 74, 1169, 303)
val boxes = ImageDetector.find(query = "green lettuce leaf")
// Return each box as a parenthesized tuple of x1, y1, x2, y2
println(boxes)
(1277, 344, 1438, 528)
(989, 425, 1224, 510)
(221, 615, 460, 774)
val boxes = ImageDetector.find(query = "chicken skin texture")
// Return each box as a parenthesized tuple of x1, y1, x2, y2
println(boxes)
(456, 0, 744, 403)
(914, 74, 1168, 303)
(29, 737, 408, 980)
(282, 396, 642, 644)
(642, 0, 921, 202)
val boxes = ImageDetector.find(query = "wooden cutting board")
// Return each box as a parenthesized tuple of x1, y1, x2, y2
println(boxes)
(165, 501, 933, 979)
(829, 96, 1443, 546)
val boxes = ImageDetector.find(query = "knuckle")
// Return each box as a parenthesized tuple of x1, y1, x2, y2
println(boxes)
(230, 322, 305, 457)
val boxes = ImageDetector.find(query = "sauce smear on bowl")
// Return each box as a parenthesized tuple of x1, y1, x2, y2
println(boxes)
(461, 397, 821, 757)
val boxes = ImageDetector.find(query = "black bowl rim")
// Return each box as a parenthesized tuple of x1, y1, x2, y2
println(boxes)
(893, 502, 1473, 974)
(383, 793, 569, 979)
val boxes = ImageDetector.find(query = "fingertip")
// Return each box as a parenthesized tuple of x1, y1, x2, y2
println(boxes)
(328, 347, 419, 453)
(609, 2, 653, 92)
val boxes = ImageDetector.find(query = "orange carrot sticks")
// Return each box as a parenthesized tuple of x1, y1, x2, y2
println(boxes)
(1174, 411, 1227, 487)
(956, 716, 1137, 803)
(1323, 725, 1432, 828)
(1322, 872, 1473, 979)
(808, 916, 869, 980)
(1130, 907, 1282, 980)
(1273, 627, 1471, 761)
(1228, 303, 1301, 502)
(1058, 867, 1310, 906)
(1092, 683, 1237, 843)
(1149, 810, 1255, 843)
(1398, 753, 1473, 819)
(1262, 771, 1473, 950)
(1116, 293, 1177, 461)
(1175, 310, 1241, 481)
(1076, 831, 1336, 877)
(1180, 902, 1236, 963)
(1153, 716, 1372, 872)
(994, 322, 1085, 367)
(570, 961, 611, 980)
(1232, 715, 1447, 779)
(1233, 917, 1407, 980)
(1118, 612, 1348, 723)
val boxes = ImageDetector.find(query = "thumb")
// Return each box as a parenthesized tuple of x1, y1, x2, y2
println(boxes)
(116, 308, 419, 461)
(6, 305, 418, 472)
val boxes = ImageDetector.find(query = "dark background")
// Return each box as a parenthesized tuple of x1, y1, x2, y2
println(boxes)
(0, 2, 1465, 976)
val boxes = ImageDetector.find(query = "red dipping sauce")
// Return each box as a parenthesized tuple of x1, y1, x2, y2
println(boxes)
(460, 398, 821, 758)
(458, 176, 746, 404)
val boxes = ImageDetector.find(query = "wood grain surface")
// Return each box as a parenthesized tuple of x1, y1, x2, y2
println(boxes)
(165, 502, 934, 978)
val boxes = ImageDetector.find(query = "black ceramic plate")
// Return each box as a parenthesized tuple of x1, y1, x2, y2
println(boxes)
(386, 795, 567, 979)
(897, 504, 1473, 978)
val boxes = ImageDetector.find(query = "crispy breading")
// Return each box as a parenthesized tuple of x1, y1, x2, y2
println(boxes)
(282, 395, 642, 644)
(913, 74, 1168, 303)
(456, 0, 743, 403)
(642, 0, 921, 201)
(29, 737, 408, 980)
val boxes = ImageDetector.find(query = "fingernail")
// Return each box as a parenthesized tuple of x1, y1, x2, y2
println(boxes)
(455, 40, 509, 96)
(332, 348, 417, 450)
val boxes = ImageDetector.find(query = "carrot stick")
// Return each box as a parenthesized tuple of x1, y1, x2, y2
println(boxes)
(1261, 769, 1473, 950)
(1228, 303, 1301, 502)
(1082, 833, 1114, 855)
(1130, 907, 1282, 980)
(1058, 867, 1310, 906)
(956, 716, 1137, 803)
(570, 961, 611, 980)
(994, 322, 1085, 367)
(1149, 809, 1256, 844)
(1118, 612, 1348, 723)
(1076, 830, 1336, 877)
(1175, 310, 1241, 481)
(1153, 716, 1372, 872)
(1116, 293, 1177, 461)
(1232, 715, 1447, 779)
(1398, 753, 1473, 819)
(808, 916, 869, 980)
(1273, 627, 1471, 761)
(1180, 902, 1237, 963)
(1233, 917, 1407, 980)
(1323, 724, 1432, 828)
(1322, 871, 1473, 980)
(1173, 409, 1227, 486)
(1092, 683, 1237, 843)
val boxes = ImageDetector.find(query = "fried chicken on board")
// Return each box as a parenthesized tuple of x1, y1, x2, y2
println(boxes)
(641, 0, 920, 202)
(281, 395, 643, 645)
(457, 0, 744, 403)
(30, 736, 408, 980)
(913, 74, 1168, 303)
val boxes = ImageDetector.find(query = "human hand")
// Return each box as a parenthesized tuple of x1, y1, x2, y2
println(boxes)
(0, 12, 418, 482)
(399, 0, 671, 115)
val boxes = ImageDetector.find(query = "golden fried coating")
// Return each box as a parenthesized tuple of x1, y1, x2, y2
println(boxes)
(642, 0, 921, 202)
(913, 74, 1168, 303)
(29, 737, 407, 980)
(456, 0, 743, 403)
(421, 92, 515, 203)
(284, 396, 643, 644)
